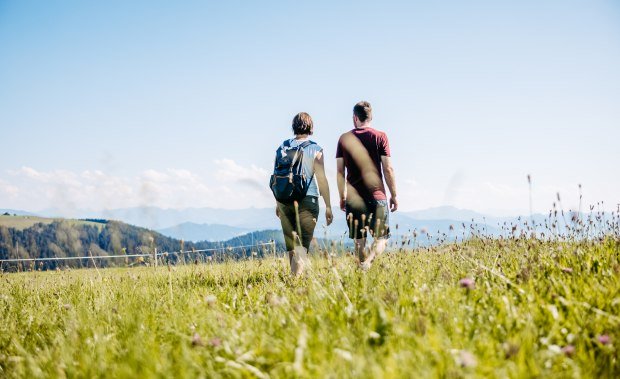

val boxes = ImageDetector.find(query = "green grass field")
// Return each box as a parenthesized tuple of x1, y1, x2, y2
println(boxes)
(0, 215, 104, 231)
(0, 238, 618, 378)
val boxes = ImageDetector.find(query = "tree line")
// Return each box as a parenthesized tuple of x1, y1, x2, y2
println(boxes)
(0, 220, 283, 271)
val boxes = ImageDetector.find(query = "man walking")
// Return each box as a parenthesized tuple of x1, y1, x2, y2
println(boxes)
(336, 101, 398, 269)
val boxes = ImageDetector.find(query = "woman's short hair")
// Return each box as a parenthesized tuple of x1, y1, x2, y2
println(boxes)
(292, 112, 313, 135)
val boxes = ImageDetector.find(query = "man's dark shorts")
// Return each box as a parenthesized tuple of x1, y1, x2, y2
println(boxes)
(345, 199, 390, 240)
(277, 196, 320, 252)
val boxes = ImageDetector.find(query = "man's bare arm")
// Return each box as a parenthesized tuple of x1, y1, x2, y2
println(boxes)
(381, 156, 398, 212)
(314, 152, 333, 225)
(336, 158, 346, 211)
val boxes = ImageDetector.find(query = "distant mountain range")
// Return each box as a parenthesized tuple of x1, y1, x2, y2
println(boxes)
(38, 206, 280, 230)
(401, 206, 490, 222)
(3, 204, 594, 243)
(157, 223, 251, 242)
(23, 205, 534, 242)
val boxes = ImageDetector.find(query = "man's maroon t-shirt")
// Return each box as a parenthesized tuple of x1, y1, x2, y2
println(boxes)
(336, 127, 391, 201)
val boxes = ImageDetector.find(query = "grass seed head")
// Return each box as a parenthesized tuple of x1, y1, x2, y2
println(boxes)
(502, 342, 520, 359)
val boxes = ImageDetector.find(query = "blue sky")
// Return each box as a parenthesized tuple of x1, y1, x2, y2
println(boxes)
(1, 0, 619, 215)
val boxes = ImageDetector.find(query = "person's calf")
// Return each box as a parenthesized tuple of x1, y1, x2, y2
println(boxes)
(290, 246, 309, 276)
(360, 238, 388, 268)
(288, 251, 297, 274)
(354, 238, 367, 263)
(372, 238, 388, 257)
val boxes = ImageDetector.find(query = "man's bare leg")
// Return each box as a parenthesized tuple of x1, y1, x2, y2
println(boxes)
(360, 237, 388, 269)
(354, 237, 367, 266)
(372, 237, 388, 256)
(368, 237, 387, 262)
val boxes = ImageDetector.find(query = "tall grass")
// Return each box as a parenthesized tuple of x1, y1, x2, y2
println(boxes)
(0, 232, 618, 377)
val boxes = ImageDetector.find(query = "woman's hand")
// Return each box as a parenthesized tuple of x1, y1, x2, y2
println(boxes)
(325, 207, 333, 226)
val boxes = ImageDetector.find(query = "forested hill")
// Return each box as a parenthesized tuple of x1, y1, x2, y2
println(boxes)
(0, 215, 282, 270)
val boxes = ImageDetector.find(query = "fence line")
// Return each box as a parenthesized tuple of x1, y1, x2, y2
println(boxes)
(0, 241, 276, 263)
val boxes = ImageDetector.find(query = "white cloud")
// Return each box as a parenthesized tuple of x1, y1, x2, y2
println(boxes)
(215, 159, 269, 183)
(0, 179, 19, 198)
(1, 164, 616, 216)
(0, 161, 274, 212)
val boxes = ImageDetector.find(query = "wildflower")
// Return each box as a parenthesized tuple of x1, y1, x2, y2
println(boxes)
(561, 345, 575, 357)
(209, 337, 222, 347)
(191, 333, 205, 347)
(266, 293, 287, 307)
(597, 335, 611, 345)
(205, 295, 217, 307)
(368, 331, 381, 341)
(459, 278, 475, 290)
(456, 350, 477, 368)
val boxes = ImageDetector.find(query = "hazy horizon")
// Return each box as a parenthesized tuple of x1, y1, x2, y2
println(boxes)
(2, 202, 608, 220)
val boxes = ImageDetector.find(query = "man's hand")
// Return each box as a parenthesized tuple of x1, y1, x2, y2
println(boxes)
(340, 198, 346, 212)
(389, 196, 398, 212)
(325, 207, 333, 225)
(381, 156, 398, 213)
(275, 206, 281, 218)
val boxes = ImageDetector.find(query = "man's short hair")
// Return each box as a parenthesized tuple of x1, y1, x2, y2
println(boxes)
(353, 101, 372, 122)
(292, 112, 313, 135)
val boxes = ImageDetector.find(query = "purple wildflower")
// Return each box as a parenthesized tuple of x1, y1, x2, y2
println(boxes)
(561, 345, 575, 357)
(597, 335, 611, 345)
(459, 278, 475, 290)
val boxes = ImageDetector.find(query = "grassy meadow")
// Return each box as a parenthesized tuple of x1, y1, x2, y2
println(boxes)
(0, 215, 104, 231)
(0, 236, 618, 378)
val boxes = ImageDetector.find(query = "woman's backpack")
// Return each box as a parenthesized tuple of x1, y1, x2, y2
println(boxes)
(269, 140, 315, 203)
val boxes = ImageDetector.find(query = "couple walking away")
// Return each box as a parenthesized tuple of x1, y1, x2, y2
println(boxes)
(270, 101, 398, 274)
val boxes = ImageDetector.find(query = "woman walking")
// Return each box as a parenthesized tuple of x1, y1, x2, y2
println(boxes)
(271, 112, 333, 275)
